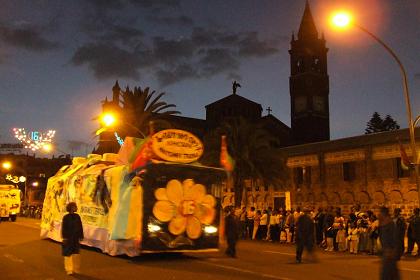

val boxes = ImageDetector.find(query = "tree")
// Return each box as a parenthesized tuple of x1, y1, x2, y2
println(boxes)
(365, 112, 400, 134)
(382, 114, 400, 131)
(120, 86, 180, 137)
(201, 117, 288, 206)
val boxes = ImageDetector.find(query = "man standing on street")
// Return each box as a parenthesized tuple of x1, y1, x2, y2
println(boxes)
(378, 206, 400, 280)
(295, 207, 316, 263)
(225, 206, 239, 258)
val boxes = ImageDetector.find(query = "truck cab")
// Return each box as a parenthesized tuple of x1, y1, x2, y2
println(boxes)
(0, 184, 22, 222)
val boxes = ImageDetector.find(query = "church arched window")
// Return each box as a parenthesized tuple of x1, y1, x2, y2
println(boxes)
(312, 57, 320, 72)
(297, 57, 304, 72)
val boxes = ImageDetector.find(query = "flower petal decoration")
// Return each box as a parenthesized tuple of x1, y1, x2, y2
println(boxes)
(169, 215, 187, 235)
(186, 216, 202, 239)
(155, 188, 168, 201)
(152, 178, 217, 240)
(153, 200, 176, 222)
(166, 179, 183, 205)
(182, 179, 195, 200)
(191, 183, 206, 203)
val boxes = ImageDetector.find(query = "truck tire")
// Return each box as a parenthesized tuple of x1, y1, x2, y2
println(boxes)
(10, 215, 17, 222)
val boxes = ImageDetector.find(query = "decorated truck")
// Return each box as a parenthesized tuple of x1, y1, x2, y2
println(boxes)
(40, 129, 226, 256)
(0, 184, 22, 221)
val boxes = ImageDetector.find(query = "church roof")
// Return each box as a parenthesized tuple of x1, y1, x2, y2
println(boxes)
(261, 114, 290, 131)
(205, 93, 262, 110)
(298, 1, 318, 40)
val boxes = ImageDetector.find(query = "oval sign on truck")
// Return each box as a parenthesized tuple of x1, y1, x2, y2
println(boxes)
(152, 129, 203, 163)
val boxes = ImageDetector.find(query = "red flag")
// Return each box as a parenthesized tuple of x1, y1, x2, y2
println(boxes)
(398, 142, 412, 170)
(220, 135, 235, 172)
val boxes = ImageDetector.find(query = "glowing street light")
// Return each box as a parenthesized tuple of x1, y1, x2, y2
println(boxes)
(330, 10, 419, 205)
(331, 12, 352, 28)
(2, 161, 12, 170)
(101, 113, 117, 127)
(96, 112, 146, 138)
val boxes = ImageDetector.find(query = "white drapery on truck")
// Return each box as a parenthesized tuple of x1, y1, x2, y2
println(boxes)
(40, 129, 226, 256)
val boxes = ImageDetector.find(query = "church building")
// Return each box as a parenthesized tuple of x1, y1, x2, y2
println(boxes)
(95, 2, 419, 215)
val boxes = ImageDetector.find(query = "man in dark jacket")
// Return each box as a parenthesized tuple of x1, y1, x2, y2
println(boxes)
(224, 206, 239, 258)
(379, 207, 400, 280)
(295, 207, 316, 263)
(393, 208, 406, 260)
(61, 202, 84, 275)
(406, 208, 420, 256)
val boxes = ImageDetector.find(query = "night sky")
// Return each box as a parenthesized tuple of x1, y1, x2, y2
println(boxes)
(0, 0, 419, 156)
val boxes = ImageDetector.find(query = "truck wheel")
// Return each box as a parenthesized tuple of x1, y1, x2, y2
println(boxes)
(10, 215, 17, 222)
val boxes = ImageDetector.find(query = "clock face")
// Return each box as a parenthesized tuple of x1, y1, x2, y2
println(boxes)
(313, 96, 324, 112)
(295, 96, 306, 113)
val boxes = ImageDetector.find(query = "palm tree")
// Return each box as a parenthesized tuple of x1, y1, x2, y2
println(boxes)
(201, 117, 288, 206)
(120, 86, 180, 137)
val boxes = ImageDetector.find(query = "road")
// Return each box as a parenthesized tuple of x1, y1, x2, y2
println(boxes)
(1, 218, 419, 280)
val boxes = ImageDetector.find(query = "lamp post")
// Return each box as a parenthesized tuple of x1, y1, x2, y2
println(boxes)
(97, 112, 146, 138)
(331, 12, 419, 205)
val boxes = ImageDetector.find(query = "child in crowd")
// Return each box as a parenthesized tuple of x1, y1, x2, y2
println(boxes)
(336, 224, 347, 252)
(348, 223, 360, 254)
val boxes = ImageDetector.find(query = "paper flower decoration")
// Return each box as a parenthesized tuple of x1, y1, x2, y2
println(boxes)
(152, 179, 216, 239)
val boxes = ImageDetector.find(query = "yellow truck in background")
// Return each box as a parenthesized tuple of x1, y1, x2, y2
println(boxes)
(0, 184, 22, 221)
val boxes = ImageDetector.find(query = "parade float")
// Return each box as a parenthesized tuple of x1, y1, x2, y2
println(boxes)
(40, 129, 226, 256)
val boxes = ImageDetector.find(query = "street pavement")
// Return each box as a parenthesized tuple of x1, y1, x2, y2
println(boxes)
(1, 218, 420, 280)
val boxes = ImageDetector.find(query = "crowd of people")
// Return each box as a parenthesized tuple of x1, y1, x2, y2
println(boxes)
(233, 204, 420, 257)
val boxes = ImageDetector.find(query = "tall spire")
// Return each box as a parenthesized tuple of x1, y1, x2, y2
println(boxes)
(112, 80, 120, 103)
(298, 0, 318, 40)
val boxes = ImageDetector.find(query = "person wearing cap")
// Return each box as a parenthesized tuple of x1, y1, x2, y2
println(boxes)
(295, 207, 316, 263)
(224, 206, 239, 258)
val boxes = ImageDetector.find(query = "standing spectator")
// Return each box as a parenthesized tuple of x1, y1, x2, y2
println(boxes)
(314, 207, 325, 246)
(239, 207, 248, 239)
(378, 207, 400, 280)
(393, 208, 406, 260)
(269, 210, 280, 242)
(252, 210, 261, 240)
(279, 210, 287, 243)
(246, 207, 256, 239)
(348, 222, 360, 254)
(367, 213, 379, 255)
(293, 207, 302, 243)
(406, 208, 420, 256)
(259, 209, 269, 240)
(358, 214, 369, 253)
(224, 206, 239, 258)
(285, 210, 295, 243)
(61, 202, 84, 276)
(336, 224, 347, 252)
(295, 207, 316, 263)
(332, 208, 345, 251)
(323, 207, 334, 247)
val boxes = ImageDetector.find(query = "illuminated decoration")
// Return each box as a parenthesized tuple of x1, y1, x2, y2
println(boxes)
(114, 132, 124, 146)
(13, 128, 56, 151)
(5, 174, 26, 184)
(151, 129, 204, 163)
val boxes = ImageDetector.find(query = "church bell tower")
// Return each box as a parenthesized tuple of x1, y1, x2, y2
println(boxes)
(290, 1, 330, 144)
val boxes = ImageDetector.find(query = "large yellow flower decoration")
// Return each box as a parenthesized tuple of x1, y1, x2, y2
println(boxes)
(152, 179, 216, 239)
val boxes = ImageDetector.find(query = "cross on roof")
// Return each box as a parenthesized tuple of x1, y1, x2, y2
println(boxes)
(266, 106, 272, 115)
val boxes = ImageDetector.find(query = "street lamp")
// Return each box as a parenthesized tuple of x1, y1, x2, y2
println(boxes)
(2, 161, 12, 170)
(97, 112, 146, 138)
(330, 11, 419, 205)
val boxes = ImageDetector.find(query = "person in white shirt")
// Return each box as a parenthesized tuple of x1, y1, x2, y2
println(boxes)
(259, 210, 268, 240)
